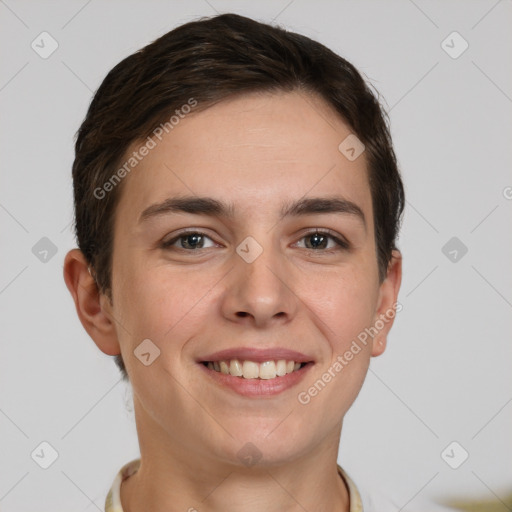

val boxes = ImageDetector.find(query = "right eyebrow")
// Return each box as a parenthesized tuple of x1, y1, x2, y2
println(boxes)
(139, 196, 235, 223)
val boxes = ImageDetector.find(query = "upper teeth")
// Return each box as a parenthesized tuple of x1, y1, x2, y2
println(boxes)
(206, 359, 302, 379)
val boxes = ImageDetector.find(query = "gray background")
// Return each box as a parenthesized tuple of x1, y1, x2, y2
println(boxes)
(1, 0, 511, 510)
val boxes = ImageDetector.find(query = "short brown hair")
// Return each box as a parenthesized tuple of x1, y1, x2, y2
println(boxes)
(71, 13, 404, 380)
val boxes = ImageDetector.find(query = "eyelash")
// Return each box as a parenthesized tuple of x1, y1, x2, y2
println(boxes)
(160, 229, 350, 253)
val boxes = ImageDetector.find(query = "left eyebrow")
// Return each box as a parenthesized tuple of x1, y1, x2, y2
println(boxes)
(139, 195, 366, 229)
(280, 197, 366, 229)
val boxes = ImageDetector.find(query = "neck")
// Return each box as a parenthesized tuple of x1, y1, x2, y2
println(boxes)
(121, 397, 350, 512)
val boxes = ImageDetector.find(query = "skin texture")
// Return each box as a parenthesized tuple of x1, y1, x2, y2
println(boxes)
(64, 90, 402, 512)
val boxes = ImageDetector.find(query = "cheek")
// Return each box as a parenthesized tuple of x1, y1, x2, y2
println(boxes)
(299, 276, 377, 413)
(307, 269, 379, 345)
(113, 264, 217, 348)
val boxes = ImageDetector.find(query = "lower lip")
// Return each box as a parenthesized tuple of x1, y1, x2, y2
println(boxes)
(198, 362, 313, 397)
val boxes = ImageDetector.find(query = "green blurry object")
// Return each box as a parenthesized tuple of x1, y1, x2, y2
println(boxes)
(444, 490, 512, 511)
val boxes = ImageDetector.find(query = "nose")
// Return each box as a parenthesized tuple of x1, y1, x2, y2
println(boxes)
(220, 239, 298, 328)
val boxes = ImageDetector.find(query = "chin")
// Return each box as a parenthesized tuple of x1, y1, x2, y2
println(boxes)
(216, 423, 310, 468)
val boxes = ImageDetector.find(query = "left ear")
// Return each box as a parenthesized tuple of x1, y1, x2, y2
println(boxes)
(371, 249, 402, 356)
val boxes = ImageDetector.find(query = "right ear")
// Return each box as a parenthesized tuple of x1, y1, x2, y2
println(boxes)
(63, 249, 121, 356)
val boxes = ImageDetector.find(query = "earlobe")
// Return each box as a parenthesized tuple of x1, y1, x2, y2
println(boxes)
(371, 250, 403, 357)
(372, 338, 386, 357)
(63, 249, 121, 356)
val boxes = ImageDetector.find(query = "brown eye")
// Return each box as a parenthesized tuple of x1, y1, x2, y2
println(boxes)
(161, 231, 216, 250)
(296, 231, 349, 251)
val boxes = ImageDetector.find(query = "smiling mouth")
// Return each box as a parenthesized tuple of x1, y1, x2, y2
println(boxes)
(201, 359, 309, 380)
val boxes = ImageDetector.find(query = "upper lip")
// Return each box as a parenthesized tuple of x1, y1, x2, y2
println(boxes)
(198, 347, 314, 364)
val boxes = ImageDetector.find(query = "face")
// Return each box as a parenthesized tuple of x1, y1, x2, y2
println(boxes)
(78, 90, 401, 469)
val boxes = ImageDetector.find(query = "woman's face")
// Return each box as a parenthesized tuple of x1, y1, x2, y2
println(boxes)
(107, 90, 401, 468)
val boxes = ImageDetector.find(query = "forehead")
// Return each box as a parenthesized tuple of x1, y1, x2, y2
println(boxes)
(115, 90, 372, 227)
